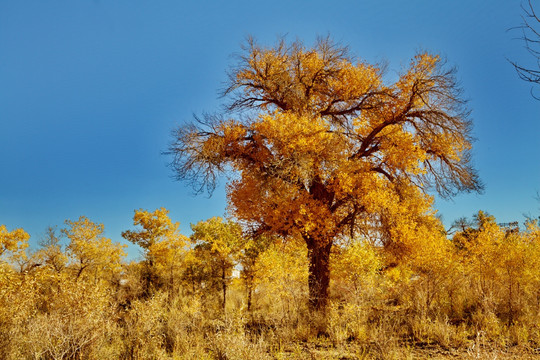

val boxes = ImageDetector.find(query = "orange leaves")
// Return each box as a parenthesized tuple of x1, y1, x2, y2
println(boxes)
(251, 111, 338, 175)
(377, 127, 426, 173)
(190, 217, 242, 257)
(326, 61, 381, 102)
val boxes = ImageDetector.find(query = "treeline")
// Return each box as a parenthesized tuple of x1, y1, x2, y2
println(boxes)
(1, 209, 540, 359)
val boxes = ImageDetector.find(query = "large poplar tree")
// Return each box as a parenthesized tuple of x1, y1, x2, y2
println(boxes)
(169, 37, 481, 311)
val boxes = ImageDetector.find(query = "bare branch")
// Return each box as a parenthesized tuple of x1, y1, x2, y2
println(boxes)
(510, 0, 540, 99)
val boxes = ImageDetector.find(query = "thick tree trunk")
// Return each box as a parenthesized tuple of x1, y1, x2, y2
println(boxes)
(306, 238, 333, 312)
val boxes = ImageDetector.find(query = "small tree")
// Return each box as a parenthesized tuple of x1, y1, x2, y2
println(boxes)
(190, 217, 242, 312)
(36, 226, 67, 274)
(238, 234, 274, 312)
(122, 208, 188, 295)
(63, 216, 126, 281)
(452, 211, 540, 324)
(169, 37, 481, 312)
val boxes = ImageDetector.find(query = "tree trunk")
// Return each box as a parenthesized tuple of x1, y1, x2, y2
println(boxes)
(306, 238, 333, 313)
(247, 286, 252, 312)
(222, 265, 227, 312)
(246, 274, 253, 312)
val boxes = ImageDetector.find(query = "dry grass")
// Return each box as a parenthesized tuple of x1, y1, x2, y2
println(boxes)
(3, 280, 540, 359)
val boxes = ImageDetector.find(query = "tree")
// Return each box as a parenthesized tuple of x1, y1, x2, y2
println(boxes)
(190, 217, 243, 311)
(238, 233, 274, 312)
(35, 226, 67, 274)
(511, 0, 540, 98)
(169, 37, 481, 312)
(62, 216, 126, 281)
(122, 208, 188, 295)
(331, 240, 382, 303)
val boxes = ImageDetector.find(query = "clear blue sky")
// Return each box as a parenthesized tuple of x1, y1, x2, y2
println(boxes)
(1, 1, 538, 259)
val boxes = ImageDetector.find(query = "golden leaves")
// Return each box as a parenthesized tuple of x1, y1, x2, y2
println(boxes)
(63, 216, 126, 279)
(0, 225, 29, 262)
(123, 208, 188, 272)
(190, 216, 243, 258)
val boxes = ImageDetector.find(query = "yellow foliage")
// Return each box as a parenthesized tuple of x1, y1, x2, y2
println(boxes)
(123, 208, 187, 266)
(188, 217, 244, 310)
(451, 212, 540, 324)
(62, 216, 126, 281)
(331, 241, 382, 300)
(0, 225, 29, 264)
(122, 208, 188, 295)
(2, 211, 540, 356)
(253, 240, 309, 318)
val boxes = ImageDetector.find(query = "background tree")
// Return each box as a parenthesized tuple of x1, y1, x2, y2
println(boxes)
(122, 208, 188, 295)
(330, 240, 382, 304)
(511, 0, 540, 98)
(169, 37, 481, 312)
(62, 216, 126, 281)
(35, 226, 67, 274)
(190, 217, 243, 312)
(238, 233, 274, 312)
(451, 211, 540, 325)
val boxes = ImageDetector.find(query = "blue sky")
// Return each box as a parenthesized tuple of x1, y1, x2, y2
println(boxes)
(1, 1, 538, 259)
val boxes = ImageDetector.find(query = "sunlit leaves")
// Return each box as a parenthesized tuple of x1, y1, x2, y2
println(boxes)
(0, 225, 29, 265)
(63, 216, 126, 280)
(122, 208, 188, 294)
(35, 226, 67, 274)
(189, 217, 243, 310)
(451, 211, 540, 322)
(123, 208, 188, 266)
